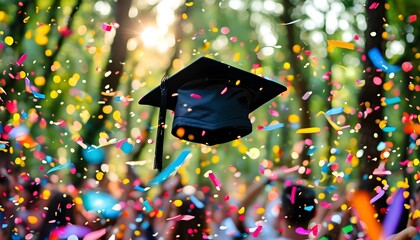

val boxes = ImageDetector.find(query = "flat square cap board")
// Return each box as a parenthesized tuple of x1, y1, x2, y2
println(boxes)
(139, 56, 287, 170)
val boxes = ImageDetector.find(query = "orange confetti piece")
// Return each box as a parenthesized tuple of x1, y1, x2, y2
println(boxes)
(351, 191, 382, 240)
(327, 40, 355, 50)
(296, 127, 320, 134)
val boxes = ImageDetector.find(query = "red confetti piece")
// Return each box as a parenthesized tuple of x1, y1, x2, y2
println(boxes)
(102, 23, 112, 31)
(409, 14, 417, 23)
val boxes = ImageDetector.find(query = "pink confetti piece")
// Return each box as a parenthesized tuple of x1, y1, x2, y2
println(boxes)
(370, 189, 385, 203)
(101, 23, 112, 31)
(220, 87, 228, 95)
(372, 169, 392, 175)
(283, 165, 300, 173)
(190, 93, 202, 99)
(290, 186, 297, 204)
(346, 154, 353, 163)
(302, 91, 312, 100)
(296, 227, 311, 235)
(16, 53, 27, 65)
(369, 2, 379, 9)
(83, 228, 106, 240)
(209, 172, 222, 190)
(320, 201, 332, 209)
(167, 214, 195, 221)
(269, 109, 279, 117)
(252, 225, 263, 238)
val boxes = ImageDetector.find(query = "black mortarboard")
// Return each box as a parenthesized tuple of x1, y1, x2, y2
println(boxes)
(139, 57, 287, 171)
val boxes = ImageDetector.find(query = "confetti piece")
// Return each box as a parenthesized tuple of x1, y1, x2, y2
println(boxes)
(325, 107, 344, 116)
(190, 194, 205, 209)
(295, 227, 311, 235)
(281, 19, 302, 25)
(384, 97, 401, 105)
(83, 228, 106, 240)
(327, 40, 355, 50)
(25, 77, 45, 99)
(269, 109, 279, 117)
(16, 53, 27, 66)
(382, 126, 396, 133)
(143, 199, 153, 212)
(409, 15, 417, 23)
(208, 172, 222, 190)
(101, 23, 112, 31)
(370, 189, 385, 203)
(148, 149, 191, 185)
(342, 224, 353, 234)
(367, 48, 400, 73)
(47, 162, 71, 174)
(369, 2, 380, 9)
(290, 186, 297, 204)
(262, 123, 284, 131)
(283, 165, 300, 173)
(351, 191, 382, 240)
(382, 188, 405, 238)
(167, 214, 195, 221)
(134, 186, 150, 192)
(401, 62, 413, 72)
(190, 93, 202, 99)
(302, 91, 312, 100)
(252, 225, 263, 238)
(296, 127, 320, 134)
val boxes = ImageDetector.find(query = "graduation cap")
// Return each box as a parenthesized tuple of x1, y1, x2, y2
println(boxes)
(139, 57, 287, 171)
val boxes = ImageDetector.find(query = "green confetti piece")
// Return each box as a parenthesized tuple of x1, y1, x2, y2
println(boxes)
(342, 224, 353, 234)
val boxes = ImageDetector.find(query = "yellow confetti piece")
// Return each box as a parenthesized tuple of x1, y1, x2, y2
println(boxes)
(185, 2, 193, 6)
(173, 199, 183, 207)
(27, 216, 38, 225)
(327, 40, 355, 50)
(296, 127, 321, 134)
(4, 36, 13, 45)
(238, 207, 245, 214)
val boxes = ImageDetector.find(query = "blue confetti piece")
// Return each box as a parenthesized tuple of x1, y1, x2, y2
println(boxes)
(263, 123, 284, 131)
(134, 186, 150, 192)
(367, 48, 401, 73)
(304, 205, 314, 211)
(47, 161, 71, 174)
(377, 141, 387, 151)
(143, 200, 153, 212)
(325, 107, 344, 116)
(382, 126, 397, 132)
(307, 146, 318, 155)
(189, 195, 205, 209)
(384, 97, 401, 105)
(121, 142, 134, 154)
(46, 155, 53, 163)
(148, 149, 191, 185)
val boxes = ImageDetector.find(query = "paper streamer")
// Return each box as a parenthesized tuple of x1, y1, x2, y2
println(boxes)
(166, 214, 195, 221)
(382, 188, 405, 238)
(351, 191, 382, 240)
(148, 149, 191, 185)
(25, 77, 45, 99)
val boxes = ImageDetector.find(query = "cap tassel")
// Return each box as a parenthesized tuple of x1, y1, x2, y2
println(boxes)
(154, 76, 167, 171)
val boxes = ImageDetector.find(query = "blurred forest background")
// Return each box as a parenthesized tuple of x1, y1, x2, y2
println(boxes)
(0, 0, 419, 215)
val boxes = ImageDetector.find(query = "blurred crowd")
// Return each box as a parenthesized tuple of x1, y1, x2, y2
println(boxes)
(0, 163, 419, 240)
